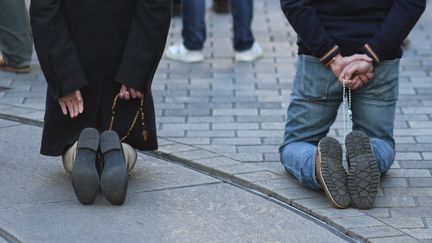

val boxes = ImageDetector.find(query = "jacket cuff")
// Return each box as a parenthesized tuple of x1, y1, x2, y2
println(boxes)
(361, 44, 380, 64)
(319, 45, 340, 67)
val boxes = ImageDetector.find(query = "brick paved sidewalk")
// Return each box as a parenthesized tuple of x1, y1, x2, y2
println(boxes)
(1, 0, 432, 241)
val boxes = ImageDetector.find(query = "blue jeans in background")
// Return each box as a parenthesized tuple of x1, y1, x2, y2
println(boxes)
(280, 55, 400, 190)
(0, 0, 33, 67)
(182, 0, 254, 51)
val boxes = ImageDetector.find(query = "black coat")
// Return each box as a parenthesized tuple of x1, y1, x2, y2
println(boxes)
(30, 0, 172, 156)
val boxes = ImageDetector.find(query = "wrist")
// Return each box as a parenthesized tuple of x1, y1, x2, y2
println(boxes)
(329, 54, 343, 69)
(320, 45, 340, 67)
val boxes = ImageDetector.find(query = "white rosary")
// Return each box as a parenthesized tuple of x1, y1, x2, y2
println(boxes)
(342, 80, 353, 144)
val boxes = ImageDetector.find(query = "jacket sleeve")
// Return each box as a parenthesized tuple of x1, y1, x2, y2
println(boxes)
(362, 0, 426, 62)
(280, 0, 337, 59)
(114, 0, 172, 93)
(30, 0, 88, 99)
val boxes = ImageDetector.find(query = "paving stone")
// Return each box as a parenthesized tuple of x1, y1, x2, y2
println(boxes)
(380, 177, 409, 188)
(193, 157, 241, 169)
(173, 149, 219, 161)
(212, 109, 258, 116)
(365, 208, 391, 218)
(196, 145, 237, 153)
(391, 207, 432, 218)
(170, 138, 211, 145)
(374, 196, 416, 207)
(378, 218, 426, 229)
(0, 119, 19, 128)
(237, 145, 278, 153)
(157, 144, 196, 154)
(235, 171, 284, 182)
(311, 208, 367, 220)
(416, 196, 432, 206)
(222, 153, 264, 162)
(162, 123, 209, 130)
(187, 116, 234, 123)
(330, 216, 386, 229)
(423, 152, 432, 160)
(409, 178, 432, 187)
(400, 229, 432, 240)
(292, 198, 331, 212)
(395, 152, 423, 161)
(187, 130, 235, 138)
(212, 138, 261, 145)
(386, 169, 431, 178)
(272, 187, 324, 201)
(212, 123, 259, 130)
(348, 226, 405, 239)
(399, 160, 432, 169)
(369, 236, 418, 243)
(217, 164, 264, 175)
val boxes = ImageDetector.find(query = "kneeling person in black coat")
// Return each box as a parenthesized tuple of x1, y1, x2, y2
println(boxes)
(30, 0, 172, 205)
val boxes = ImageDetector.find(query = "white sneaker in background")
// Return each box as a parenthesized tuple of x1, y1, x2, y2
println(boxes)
(166, 43, 204, 63)
(234, 42, 263, 62)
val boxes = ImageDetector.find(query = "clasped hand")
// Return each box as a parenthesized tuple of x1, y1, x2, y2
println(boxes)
(330, 54, 374, 90)
(58, 84, 143, 118)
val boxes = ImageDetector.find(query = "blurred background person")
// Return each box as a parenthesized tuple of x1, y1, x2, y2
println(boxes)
(173, 0, 229, 17)
(0, 0, 33, 73)
(166, 0, 262, 63)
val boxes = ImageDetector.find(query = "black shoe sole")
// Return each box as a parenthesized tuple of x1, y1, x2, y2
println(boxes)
(71, 128, 100, 205)
(318, 137, 351, 209)
(100, 131, 128, 205)
(346, 131, 380, 209)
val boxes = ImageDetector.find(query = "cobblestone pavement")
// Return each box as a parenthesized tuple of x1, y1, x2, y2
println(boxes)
(0, 0, 431, 241)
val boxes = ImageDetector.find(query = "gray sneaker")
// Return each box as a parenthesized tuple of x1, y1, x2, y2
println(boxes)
(316, 137, 351, 209)
(346, 131, 380, 209)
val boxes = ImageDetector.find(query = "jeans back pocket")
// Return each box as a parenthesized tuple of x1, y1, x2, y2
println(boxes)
(299, 55, 332, 101)
(372, 59, 400, 101)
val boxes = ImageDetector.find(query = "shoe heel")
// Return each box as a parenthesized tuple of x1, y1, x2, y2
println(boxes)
(71, 128, 100, 205)
(346, 131, 380, 209)
(100, 130, 128, 205)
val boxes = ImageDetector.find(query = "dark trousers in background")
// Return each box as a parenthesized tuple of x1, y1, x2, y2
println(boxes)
(182, 0, 254, 51)
(0, 0, 33, 67)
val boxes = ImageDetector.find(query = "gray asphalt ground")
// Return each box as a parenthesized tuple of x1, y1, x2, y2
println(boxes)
(0, 123, 347, 242)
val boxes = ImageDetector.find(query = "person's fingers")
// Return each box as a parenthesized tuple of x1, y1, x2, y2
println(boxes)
(71, 99, 79, 118)
(341, 65, 355, 80)
(365, 72, 374, 80)
(75, 90, 84, 114)
(352, 54, 373, 62)
(74, 99, 81, 117)
(130, 88, 138, 99)
(124, 90, 130, 100)
(136, 91, 144, 99)
(119, 85, 127, 99)
(59, 101, 68, 116)
(359, 74, 368, 84)
(65, 100, 75, 118)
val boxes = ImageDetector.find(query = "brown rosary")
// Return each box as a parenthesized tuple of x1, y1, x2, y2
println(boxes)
(108, 94, 148, 142)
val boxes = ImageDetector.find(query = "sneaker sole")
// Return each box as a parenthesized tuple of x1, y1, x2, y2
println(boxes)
(318, 137, 351, 209)
(100, 131, 128, 205)
(71, 128, 100, 205)
(166, 52, 204, 63)
(346, 131, 380, 209)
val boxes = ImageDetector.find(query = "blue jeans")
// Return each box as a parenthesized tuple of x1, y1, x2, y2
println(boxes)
(280, 55, 400, 190)
(182, 0, 254, 51)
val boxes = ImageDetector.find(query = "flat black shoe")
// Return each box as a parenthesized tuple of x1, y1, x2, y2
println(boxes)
(346, 131, 380, 209)
(317, 137, 351, 209)
(100, 130, 128, 205)
(71, 128, 100, 205)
